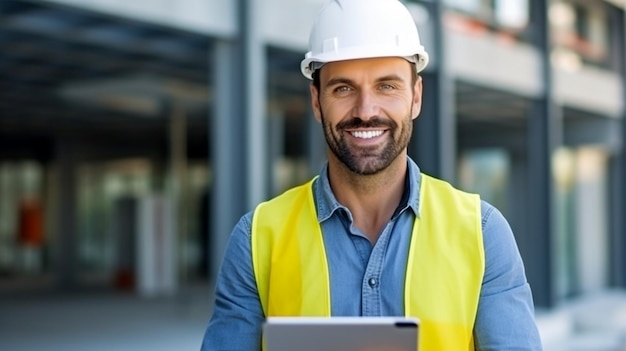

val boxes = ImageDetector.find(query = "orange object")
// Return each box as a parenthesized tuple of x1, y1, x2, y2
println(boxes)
(18, 198, 44, 247)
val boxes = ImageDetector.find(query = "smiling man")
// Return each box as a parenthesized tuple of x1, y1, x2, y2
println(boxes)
(201, 0, 542, 350)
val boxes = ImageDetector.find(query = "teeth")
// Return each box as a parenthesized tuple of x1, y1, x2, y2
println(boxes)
(351, 130, 384, 139)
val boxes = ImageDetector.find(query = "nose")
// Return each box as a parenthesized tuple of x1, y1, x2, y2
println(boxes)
(353, 89, 380, 120)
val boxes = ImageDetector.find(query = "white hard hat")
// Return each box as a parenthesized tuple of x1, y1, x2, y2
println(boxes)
(301, 0, 429, 80)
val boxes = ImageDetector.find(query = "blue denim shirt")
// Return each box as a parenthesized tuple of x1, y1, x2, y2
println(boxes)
(201, 157, 543, 350)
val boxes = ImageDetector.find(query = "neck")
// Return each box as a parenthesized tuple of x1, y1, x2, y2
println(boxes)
(327, 153, 408, 242)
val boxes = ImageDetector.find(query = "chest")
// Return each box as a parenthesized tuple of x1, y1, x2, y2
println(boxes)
(320, 215, 414, 316)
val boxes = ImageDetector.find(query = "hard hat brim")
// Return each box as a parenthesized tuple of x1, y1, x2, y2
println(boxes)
(301, 47, 429, 80)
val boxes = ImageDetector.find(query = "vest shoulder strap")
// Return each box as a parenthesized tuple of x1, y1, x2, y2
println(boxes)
(406, 173, 484, 350)
(251, 178, 331, 316)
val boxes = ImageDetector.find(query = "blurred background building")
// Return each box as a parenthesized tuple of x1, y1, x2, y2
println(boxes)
(0, 0, 625, 350)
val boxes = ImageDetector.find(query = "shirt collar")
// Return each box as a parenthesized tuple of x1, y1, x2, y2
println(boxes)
(313, 156, 422, 223)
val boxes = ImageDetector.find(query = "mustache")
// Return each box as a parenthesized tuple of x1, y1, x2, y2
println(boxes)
(336, 117, 395, 130)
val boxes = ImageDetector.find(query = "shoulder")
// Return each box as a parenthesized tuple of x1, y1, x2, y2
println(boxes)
(240, 210, 254, 227)
(478, 200, 526, 280)
(479, 200, 512, 235)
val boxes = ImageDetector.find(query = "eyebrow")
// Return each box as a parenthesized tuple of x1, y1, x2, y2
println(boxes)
(324, 74, 406, 88)
(325, 77, 354, 88)
(375, 74, 405, 83)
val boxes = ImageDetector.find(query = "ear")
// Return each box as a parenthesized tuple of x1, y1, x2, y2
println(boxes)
(310, 83, 323, 123)
(411, 76, 423, 120)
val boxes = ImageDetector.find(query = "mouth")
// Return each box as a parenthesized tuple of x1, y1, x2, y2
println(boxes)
(349, 130, 385, 139)
(348, 130, 385, 140)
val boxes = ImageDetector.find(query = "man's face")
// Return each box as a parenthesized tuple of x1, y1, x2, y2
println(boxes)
(310, 57, 423, 175)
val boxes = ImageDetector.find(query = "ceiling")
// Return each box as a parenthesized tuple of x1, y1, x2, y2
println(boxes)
(1, 0, 613, 162)
(456, 80, 531, 151)
(0, 0, 213, 159)
(0, 0, 315, 162)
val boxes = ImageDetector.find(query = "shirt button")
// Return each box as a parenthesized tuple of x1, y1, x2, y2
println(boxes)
(368, 278, 378, 288)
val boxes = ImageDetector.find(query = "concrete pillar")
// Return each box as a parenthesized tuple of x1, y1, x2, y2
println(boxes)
(609, 6, 626, 288)
(210, 40, 248, 281)
(54, 140, 79, 289)
(410, 0, 456, 182)
(523, 0, 560, 308)
(168, 103, 186, 291)
(610, 145, 626, 288)
(241, 0, 268, 208)
(507, 152, 529, 252)
(207, 0, 269, 281)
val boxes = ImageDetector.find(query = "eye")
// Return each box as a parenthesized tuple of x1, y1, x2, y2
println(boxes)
(334, 85, 352, 93)
(379, 83, 395, 90)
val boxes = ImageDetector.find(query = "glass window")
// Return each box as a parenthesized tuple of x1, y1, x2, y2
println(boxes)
(553, 146, 611, 298)
(457, 149, 510, 213)
(445, 0, 482, 14)
(494, 0, 529, 29)
(550, 1, 610, 68)
(445, 0, 530, 33)
(267, 47, 313, 196)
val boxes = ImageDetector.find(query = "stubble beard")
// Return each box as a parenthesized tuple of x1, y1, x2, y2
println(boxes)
(321, 110, 413, 176)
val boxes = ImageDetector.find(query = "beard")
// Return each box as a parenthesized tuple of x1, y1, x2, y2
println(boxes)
(321, 111, 413, 176)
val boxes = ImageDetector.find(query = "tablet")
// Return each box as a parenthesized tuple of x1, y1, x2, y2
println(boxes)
(263, 316, 419, 351)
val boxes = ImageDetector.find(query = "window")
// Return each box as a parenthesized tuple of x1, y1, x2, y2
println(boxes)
(494, 0, 529, 29)
(445, 0, 529, 33)
(550, 1, 610, 68)
(446, 0, 482, 14)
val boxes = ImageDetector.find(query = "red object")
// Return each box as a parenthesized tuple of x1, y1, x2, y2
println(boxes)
(115, 270, 135, 291)
(18, 199, 44, 247)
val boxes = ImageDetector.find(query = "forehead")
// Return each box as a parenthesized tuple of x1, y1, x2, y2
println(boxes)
(319, 57, 413, 83)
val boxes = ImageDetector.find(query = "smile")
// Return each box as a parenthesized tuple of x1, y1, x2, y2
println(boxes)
(350, 130, 384, 139)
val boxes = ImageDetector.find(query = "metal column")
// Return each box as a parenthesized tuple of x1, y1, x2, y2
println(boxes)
(410, 0, 456, 182)
(169, 103, 186, 291)
(210, 41, 248, 280)
(523, 0, 559, 308)
(241, 0, 268, 208)
(54, 140, 79, 289)
(609, 6, 626, 288)
(210, 0, 269, 280)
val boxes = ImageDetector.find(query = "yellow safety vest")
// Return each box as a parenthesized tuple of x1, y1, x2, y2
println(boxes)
(251, 174, 484, 350)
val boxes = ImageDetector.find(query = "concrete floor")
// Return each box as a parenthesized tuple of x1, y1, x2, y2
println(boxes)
(2, 279, 626, 351)
(535, 289, 626, 351)
(0, 284, 212, 351)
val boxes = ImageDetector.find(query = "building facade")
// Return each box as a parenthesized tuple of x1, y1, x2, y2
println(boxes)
(0, 0, 625, 315)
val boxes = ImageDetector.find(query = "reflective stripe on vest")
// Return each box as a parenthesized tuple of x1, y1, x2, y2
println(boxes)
(252, 174, 484, 350)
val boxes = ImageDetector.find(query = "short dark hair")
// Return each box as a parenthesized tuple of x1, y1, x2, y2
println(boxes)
(312, 69, 321, 92)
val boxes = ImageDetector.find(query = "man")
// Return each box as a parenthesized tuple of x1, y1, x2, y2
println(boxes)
(201, 0, 543, 349)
